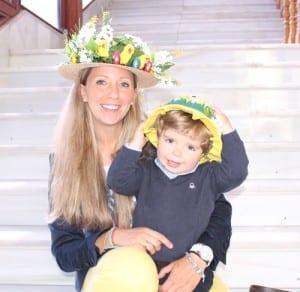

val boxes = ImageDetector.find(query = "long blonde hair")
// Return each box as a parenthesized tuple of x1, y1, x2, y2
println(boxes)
(48, 67, 142, 230)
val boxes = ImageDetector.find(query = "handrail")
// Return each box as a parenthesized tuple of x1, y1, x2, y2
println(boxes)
(0, 0, 96, 33)
(276, 0, 300, 43)
(0, 0, 21, 26)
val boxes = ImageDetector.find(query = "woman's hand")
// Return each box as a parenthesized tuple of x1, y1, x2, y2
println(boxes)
(158, 253, 206, 292)
(113, 227, 173, 255)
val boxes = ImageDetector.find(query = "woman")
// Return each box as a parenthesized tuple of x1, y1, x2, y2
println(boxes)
(48, 13, 232, 292)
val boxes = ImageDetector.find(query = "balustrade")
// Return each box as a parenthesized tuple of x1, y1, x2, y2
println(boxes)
(276, 0, 300, 43)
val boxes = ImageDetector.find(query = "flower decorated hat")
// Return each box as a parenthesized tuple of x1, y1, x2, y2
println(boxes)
(58, 11, 177, 88)
(144, 96, 222, 164)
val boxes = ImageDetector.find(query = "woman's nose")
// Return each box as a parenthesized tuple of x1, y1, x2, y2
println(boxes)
(108, 84, 119, 99)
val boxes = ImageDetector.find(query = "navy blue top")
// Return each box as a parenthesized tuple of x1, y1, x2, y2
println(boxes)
(108, 130, 248, 263)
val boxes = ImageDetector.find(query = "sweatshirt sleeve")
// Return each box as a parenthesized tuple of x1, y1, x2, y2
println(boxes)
(212, 130, 249, 194)
(107, 146, 144, 195)
(48, 219, 104, 272)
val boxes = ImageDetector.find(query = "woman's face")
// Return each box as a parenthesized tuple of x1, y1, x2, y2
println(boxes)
(80, 66, 136, 127)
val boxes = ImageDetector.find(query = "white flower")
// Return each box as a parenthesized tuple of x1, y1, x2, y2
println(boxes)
(79, 49, 92, 63)
(77, 21, 96, 46)
(97, 24, 113, 44)
(153, 51, 173, 66)
(125, 34, 150, 53)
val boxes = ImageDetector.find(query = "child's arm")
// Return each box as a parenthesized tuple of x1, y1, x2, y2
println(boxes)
(211, 106, 248, 193)
(127, 122, 147, 150)
(213, 106, 234, 135)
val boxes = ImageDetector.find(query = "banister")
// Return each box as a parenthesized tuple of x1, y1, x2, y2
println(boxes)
(276, 0, 300, 43)
(0, 0, 21, 26)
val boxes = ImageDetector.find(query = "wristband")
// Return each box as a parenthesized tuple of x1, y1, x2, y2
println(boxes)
(104, 226, 119, 250)
(185, 252, 205, 282)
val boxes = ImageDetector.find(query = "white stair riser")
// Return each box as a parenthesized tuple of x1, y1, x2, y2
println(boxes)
(0, 247, 73, 285)
(113, 20, 282, 33)
(0, 147, 299, 180)
(1, 65, 298, 87)
(0, 117, 56, 145)
(1, 115, 299, 145)
(0, 285, 74, 292)
(0, 245, 299, 291)
(0, 192, 48, 226)
(172, 46, 300, 65)
(1, 179, 299, 226)
(1, 86, 300, 113)
(144, 87, 300, 113)
(0, 89, 66, 113)
(0, 70, 70, 88)
(8, 46, 300, 68)
(230, 194, 300, 226)
(111, 9, 281, 20)
(170, 66, 300, 86)
(217, 250, 300, 290)
(1, 190, 299, 227)
(0, 150, 49, 179)
(9, 53, 65, 68)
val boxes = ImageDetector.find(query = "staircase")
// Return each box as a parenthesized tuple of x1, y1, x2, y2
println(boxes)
(1, 0, 300, 291)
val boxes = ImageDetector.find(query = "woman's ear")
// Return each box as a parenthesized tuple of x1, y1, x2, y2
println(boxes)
(80, 84, 88, 102)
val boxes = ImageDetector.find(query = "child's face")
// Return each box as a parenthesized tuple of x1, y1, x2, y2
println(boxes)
(157, 128, 204, 174)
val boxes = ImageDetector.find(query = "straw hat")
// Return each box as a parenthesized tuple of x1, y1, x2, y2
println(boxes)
(58, 12, 177, 89)
(144, 96, 222, 163)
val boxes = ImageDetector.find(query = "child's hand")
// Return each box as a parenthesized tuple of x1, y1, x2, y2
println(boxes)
(128, 122, 147, 149)
(213, 106, 234, 134)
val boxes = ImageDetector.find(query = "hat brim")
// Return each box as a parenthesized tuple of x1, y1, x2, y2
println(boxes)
(58, 63, 159, 89)
(144, 104, 222, 164)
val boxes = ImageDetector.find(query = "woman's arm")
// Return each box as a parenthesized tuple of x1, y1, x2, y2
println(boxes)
(197, 194, 232, 269)
(48, 218, 104, 272)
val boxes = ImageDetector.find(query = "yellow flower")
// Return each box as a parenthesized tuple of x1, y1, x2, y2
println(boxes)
(172, 49, 183, 57)
(97, 40, 109, 57)
(139, 54, 150, 69)
(90, 16, 98, 24)
(120, 44, 135, 65)
(70, 52, 78, 64)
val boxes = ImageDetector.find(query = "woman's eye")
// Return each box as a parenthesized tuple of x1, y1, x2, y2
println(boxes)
(120, 81, 130, 88)
(96, 79, 106, 85)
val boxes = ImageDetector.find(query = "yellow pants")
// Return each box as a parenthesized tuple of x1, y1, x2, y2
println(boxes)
(82, 247, 229, 292)
(210, 274, 230, 292)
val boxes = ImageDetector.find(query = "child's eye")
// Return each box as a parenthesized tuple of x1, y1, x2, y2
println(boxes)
(188, 145, 196, 151)
(166, 138, 174, 144)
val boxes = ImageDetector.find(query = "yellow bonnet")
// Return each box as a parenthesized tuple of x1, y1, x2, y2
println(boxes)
(143, 96, 222, 164)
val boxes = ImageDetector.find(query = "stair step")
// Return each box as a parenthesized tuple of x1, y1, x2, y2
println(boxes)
(0, 180, 48, 226)
(0, 177, 299, 226)
(0, 87, 67, 113)
(144, 85, 300, 113)
(0, 225, 298, 290)
(0, 285, 73, 292)
(0, 67, 70, 88)
(1, 62, 299, 88)
(8, 49, 65, 68)
(0, 112, 299, 145)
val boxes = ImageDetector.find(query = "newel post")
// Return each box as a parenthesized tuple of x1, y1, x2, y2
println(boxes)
(59, 0, 82, 36)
